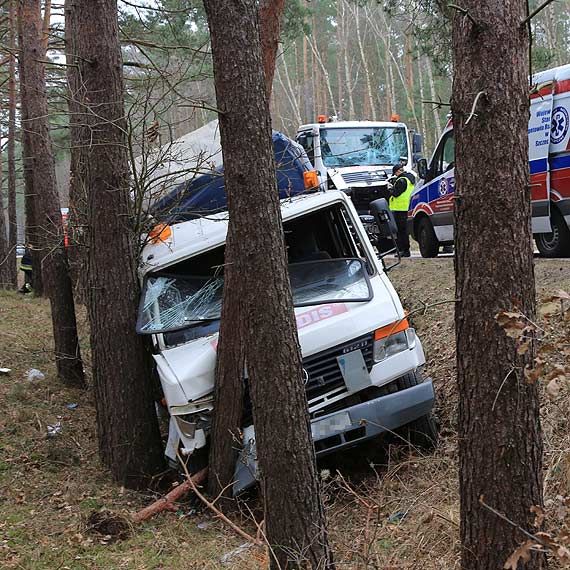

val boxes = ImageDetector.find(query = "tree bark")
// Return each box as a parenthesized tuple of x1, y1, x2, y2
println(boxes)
(0, 93, 7, 288)
(451, 3, 546, 569)
(203, 2, 334, 568)
(259, 0, 286, 100)
(17, 4, 44, 297)
(71, 0, 164, 487)
(19, 0, 85, 387)
(7, 0, 18, 289)
(64, 0, 89, 301)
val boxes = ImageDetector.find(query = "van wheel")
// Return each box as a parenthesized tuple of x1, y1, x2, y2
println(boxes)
(417, 218, 439, 258)
(536, 208, 570, 258)
(396, 371, 438, 450)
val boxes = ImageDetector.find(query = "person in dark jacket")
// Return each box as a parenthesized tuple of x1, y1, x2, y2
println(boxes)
(18, 246, 33, 294)
(389, 164, 415, 257)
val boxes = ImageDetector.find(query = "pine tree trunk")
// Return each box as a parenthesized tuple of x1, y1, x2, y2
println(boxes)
(64, 0, 88, 302)
(0, 94, 7, 288)
(259, 0, 285, 100)
(17, 5, 44, 297)
(203, 2, 334, 567)
(71, 0, 164, 487)
(451, 3, 546, 569)
(19, 0, 85, 387)
(6, 0, 18, 289)
(426, 57, 442, 141)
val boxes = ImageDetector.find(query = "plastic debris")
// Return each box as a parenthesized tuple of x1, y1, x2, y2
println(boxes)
(26, 368, 45, 382)
(387, 511, 407, 524)
(0, 368, 11, 375)
(196, 521, 209, 530)
(66, 403, 78, 410)
(47, 420, 63, 438)
(220, 542, 255, 565)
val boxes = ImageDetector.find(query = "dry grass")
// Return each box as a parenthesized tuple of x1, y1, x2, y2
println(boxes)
(1, 258, 569, 569)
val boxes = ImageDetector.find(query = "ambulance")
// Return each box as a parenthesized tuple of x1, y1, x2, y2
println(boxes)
(409, 64, 570, 258)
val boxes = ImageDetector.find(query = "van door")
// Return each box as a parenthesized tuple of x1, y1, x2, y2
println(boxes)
(417, 129, 455, 243)
(529, 82, 554, 233)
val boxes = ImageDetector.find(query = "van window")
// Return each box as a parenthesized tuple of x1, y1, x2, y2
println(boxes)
(429, 130, 455, 181)
(140, 203, 373, 346)
(297, 132, 315, 165)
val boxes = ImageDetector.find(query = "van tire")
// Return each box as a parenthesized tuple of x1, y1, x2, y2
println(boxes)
(536, 208, 570, 258)
(396, 371, 438, 450)
(417, 217, 439, 258)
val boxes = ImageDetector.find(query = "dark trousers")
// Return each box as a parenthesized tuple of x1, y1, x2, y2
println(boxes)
(393, 210, 410, 254)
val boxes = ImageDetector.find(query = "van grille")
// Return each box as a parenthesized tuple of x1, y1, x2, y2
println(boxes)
(341, 171, 388, 184)
(241, 333, 375, 427)
(303, 333, 375, 401)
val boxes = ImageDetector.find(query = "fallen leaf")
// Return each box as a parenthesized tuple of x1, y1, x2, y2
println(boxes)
(504, 540, 534, 569)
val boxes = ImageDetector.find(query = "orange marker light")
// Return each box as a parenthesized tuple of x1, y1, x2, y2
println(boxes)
(149, 223, 172, 244)
(303, 170, 319, 189)
(374, 318, 409, 341)
(391, 114, 400, 122)
(317, 114, 328, 123)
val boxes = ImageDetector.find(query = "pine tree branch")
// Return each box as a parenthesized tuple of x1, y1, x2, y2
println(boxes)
(521, 0, 557, 27)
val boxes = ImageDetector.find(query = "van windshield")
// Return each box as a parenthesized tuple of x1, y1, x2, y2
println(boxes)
(320, 127, 408, 168)
(137, 258, 372, 334)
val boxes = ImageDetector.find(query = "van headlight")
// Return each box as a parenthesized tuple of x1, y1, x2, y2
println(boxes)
(373, 328, 416, 362)
(174, 412, 211, 439)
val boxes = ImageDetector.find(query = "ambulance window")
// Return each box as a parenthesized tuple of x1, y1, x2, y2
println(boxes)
(430, 131, 455, 179)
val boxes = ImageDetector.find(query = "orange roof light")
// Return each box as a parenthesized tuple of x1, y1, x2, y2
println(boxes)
(317, 114, 328, 123)
(303, 170, 319, 189)
(391, 114, 400, 122)
(149, 223, 172, 244)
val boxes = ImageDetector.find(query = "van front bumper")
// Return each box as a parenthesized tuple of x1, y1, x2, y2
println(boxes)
(233, 377, 435, 494)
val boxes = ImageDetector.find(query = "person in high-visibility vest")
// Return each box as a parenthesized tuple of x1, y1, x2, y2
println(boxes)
(18, 246, 33, 294)
(389, 164, 415, 258)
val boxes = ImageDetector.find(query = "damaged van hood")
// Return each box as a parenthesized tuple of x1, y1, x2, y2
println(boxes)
(155, 275, 400, 408)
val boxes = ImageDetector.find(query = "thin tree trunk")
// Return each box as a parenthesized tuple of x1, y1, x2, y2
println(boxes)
(426, 57, 442, 139)
(6, 0, 18, 288)
(336, 2, 343, 118)
(17, 5, 44, 297)
(203, 2, 334, 568)
(64, 0, 88, 301)
(417, 53, 428, 148)
(71, 0, 164, 487)
(353, 4, 376, 120)
(19, 0, 85, 387)
(0, 93, 7, 288)
(452, 2, 546, 569)
(42, 0, 51, 52)
(306, 35, 337, 117)
(259, 0, 286, 99)
(278, 58, 302, 127)
(341, 1, 355, 119)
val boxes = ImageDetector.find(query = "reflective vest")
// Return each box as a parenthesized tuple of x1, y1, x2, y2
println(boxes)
(389, 176, 414, 212)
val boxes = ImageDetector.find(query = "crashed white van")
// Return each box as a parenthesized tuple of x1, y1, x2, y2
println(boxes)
(137, 190, 436, 492)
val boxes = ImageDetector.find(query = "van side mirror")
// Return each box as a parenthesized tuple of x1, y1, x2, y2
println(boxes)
(413, 132, 422, 154)
(417, 158, 428, 180)
(369, 198, 400, 271)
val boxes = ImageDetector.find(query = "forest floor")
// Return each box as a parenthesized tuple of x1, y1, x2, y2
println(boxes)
(1, 258, 569, 569)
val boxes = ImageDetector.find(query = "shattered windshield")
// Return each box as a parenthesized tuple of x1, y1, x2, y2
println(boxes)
(320, 127, 408, 168)
(137, 258, 371, 334)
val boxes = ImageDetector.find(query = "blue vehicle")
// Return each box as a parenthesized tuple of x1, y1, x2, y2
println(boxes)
(151, 131, 318, 224)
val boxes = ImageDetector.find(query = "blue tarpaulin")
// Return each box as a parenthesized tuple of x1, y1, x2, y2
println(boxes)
(152, 132, 315, 223)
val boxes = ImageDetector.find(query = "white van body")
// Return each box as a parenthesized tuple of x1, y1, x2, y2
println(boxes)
(295, 121, 420, 216)
(138, 190, 435, 492)
(409, 64, 570, 258)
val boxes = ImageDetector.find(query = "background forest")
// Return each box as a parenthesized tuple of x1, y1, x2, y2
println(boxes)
(2, 0, 570, 240)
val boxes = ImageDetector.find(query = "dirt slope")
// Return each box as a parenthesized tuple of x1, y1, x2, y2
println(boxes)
(0, 258, 568, 569)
